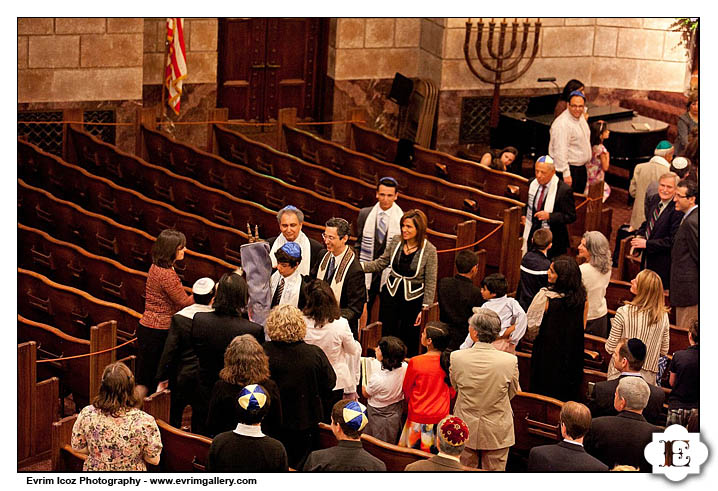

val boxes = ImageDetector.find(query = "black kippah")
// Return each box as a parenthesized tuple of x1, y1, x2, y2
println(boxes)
(627, 338, 647, 362)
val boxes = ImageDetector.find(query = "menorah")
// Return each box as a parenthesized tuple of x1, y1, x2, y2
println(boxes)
(464, 18, 542, 129)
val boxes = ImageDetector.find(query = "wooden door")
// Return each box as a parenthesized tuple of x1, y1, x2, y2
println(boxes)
(218, 18, 327, 122)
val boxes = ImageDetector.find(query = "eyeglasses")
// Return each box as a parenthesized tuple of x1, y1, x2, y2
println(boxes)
(322, 233, 339, 241)
(569, 104, 585, 109)
(674, 193, 688, 199)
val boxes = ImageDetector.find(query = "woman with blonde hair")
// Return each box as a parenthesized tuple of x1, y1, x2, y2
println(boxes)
(71, 362, 162, 471)
(262, 304, 337, 469)
(205, 335, 282, 439)
(605, 269, 670, 384)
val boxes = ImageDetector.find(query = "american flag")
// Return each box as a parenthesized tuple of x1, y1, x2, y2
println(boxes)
(165, 18, 187, 115)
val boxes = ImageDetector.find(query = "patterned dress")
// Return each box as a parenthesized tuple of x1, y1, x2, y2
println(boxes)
(71, 405, 163, 471)
(585, 144, 611, 202)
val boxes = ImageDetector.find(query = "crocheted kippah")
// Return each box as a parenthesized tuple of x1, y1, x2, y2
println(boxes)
(438, 416, 469, 446)
(237, 384, 268, 412)
(341, 401, 368, 432)
(672, 157, 689, 170)
(569, 90, 586, 100)
(192, 277, 215, 295)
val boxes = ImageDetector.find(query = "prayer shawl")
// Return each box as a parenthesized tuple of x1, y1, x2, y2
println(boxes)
(241, 241, 272, 336)
(269, 231, 311, 276)
(359, 203, 403, 292)
(524, 288, 565, 342)
(522, 174, 559, 257)
(317, 247, 356, 306)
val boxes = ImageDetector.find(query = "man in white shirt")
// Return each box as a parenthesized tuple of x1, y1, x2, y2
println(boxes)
(316, 218, 367, 336)
(270, 242, 307, 309)
(460, 273, 527, 353)
(549, 90, 592, 193)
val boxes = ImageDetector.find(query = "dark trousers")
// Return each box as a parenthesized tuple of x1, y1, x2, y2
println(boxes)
(136, 323, 169, 389)
(585, 314, 609, 339)
(569, 164, 588, 194)
(279, 427, 318, 470)
(379, 284, 424, 356)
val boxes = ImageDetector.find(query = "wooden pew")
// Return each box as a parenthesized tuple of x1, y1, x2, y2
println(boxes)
(351, 122, 530, 202)
(18, 341, 60, 468)
(317, 423, 436, 471)
(214, 122, 505, 240)
(18, 315, 117, 412)
(605, 279, 676, 325)
(509, 391, 563, 467)
(19, 223, 149, 314)
(417, 302, 440, 354)
(284, 124, 526, 221)
(51, 415, 86, 471)
(20, 137, 245, 269)
(18, 266, 137, 358)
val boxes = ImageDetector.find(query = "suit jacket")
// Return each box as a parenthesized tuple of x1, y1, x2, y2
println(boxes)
(268, 235, 324, 276)
(528, 178, 576, 258)
(670, 208, 699, 307)
(404, 455, 467, 471)
(584, 411, 660, 472)
(317, 247, 367, 334)
(191, 312, 264, 392)
(588, 373, 666, 426)
(449, 342, 520, 450)
(636, 194, 682, 288)
(303, 440, 386, 472)
(438, 275, 483, 350)
(528, 441, 609, 472)
(629, 157, 671, 230)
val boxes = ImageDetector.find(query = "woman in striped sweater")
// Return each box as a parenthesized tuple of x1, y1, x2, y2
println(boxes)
(605, 269, 670, 385)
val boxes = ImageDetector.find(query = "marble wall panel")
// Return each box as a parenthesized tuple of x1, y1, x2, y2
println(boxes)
(18, 18, 54, 35)
(337, 18, 365, 49)
(80, 34, 143, 68)
(28, 35, 79, 68)
(617, 28, 664, 60)
(55, 18, 106, 34)
(593, 26, 618, 57)
(189, 19, 218, 51)
(395, 18, 421, 47)
(365, 18, 395, 48)
(18, 36, 28, 69)
(596, 18, 643, 28)
(107, 18, 143, 33)
(541, 27, 595, 57)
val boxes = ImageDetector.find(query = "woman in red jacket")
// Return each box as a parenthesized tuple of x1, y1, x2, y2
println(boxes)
(398, 321, 455, 454)
(137, 229, 194, 390)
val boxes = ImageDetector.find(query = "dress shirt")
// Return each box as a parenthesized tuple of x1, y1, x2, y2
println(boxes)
(233, 423, 264, 438)
(460, 295, 527, 349)
(366, 358, 407, 408)
(328, 246, 350, 278)
(549, 109, 592, 178)
(269, 268, 302, 308)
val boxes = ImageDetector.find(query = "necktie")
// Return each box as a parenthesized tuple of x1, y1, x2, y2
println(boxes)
(325, 255, 337, 284)
(271, 277, 285, 307)
(535, 185, 547, 213)
(646, 202, 664, 240)
(377, 212, 387, 244)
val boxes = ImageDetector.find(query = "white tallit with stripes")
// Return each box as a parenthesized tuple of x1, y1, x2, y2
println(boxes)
(358, 202, 402, 291)
(521, 174, 559, 257)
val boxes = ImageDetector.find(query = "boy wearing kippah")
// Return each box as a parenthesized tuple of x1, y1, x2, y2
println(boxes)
(303, 400, 386, 471)
(207, 384, 288, 472)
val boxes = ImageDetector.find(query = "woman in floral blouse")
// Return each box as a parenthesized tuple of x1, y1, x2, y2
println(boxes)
(72, 362, 163, 471)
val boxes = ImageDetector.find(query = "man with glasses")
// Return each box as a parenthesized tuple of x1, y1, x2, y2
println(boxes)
(670, 179, 699, 329)
(316, 217, 367, 337)
(549, 89, 592, 193)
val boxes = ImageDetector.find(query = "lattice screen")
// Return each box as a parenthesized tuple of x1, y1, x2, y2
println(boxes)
(459, 97, 530, 144)
(17, 110, 116, 157)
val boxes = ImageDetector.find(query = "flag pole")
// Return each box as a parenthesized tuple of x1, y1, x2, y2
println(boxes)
(160, 20, 170, 125)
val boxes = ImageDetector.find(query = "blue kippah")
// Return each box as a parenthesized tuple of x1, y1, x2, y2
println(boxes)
(569, 90, 586, 99)
(280, 241, 302, 259)
(342, 401, 368, 431)
(536, 155, 554, 165)
(237, 384, 268, 412)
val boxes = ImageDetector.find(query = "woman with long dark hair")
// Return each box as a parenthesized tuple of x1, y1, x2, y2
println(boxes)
(137, 229, 194, 390)
(302, 279, 362, 412)
(71, 362, 162, 471)
(398, 321, 454, 454)
(479, 146, 519, 172)
(361, 209, 437, 356)
(554, 79, 585, 118)
(527, 256, 588, 401)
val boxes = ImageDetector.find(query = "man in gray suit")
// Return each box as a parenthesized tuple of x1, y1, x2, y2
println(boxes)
(528, 401, 608, 472)
(405, 415, 471, 471)
(670, 179, 699, 329)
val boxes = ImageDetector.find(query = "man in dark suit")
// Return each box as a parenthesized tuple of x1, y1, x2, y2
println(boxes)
(521, 155, 576, 258)
(584, 376, 661, 471)
(629, 172, 682, 288)
(303, 400, 385, 471)
(356, 177, 403, 315)
(155, 277, 216, 428)
(670, 179, 699, 329)
(528, 401, 608, 472)
(438, 250, 483, 350)
(191, 273, 264, 435)
(316, 218, 367, 337)
(268, 205, 324, 276)
(405, 415, 471, 471)
(588, 338, 665, 426)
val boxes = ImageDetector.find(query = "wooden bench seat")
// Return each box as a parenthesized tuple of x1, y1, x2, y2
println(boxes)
(509, 391, 563, 469)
